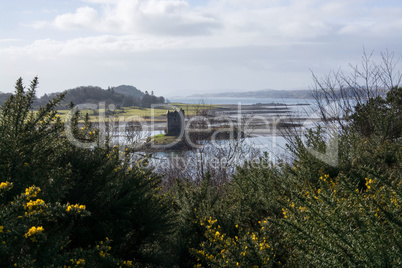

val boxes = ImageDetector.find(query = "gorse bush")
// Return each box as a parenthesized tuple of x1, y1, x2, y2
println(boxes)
(0, 77, 176, 267)
(187, 88, 401, 267)
(0, 77, 67, 202)
(191, 216, 275, 267)
(0, 183, 92, 267)
(177, 55, 401, 267)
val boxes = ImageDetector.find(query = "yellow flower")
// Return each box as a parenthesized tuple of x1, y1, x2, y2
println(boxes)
(0, 181, 12, 190)
(25, 199, 46, 210)
(123, 260, 133, 266)
(25, 186, 41, 200)
(24, 226, 44, 241)
(299, 206, 306, 212)
(66, 204, 86, 213)
(282, 208, 288, 218)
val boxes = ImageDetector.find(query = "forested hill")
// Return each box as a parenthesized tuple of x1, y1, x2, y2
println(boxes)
(0, 85, 164, 109)
(112, 85, 144, 99)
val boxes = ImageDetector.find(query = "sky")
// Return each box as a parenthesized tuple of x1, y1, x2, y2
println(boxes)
(0, 0, 401, 97)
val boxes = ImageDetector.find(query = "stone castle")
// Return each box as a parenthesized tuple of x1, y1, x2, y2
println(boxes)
(166, 109, 185, 136)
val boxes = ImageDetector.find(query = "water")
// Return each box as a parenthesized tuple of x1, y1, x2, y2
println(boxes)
(113, 97, 319, 167)
(170, 97, 317, 119)
(168, 96, 316, 147)
(169, 97, 313, 106)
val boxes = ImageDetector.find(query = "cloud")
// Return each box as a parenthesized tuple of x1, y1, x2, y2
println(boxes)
(338, 7, 402, 38)
(9, 0, 402, 62)
(134, 0, 221, 35)
(28, 0, 402, 44)
(0, 35, 191, 62)
(54, 6, 100, 30)
(44, 0, 221, 36)
(3, 0, 402, 96)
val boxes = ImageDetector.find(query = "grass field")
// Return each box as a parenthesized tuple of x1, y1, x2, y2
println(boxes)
(55, 103, 218, 123)
(146, 133, 182, 145)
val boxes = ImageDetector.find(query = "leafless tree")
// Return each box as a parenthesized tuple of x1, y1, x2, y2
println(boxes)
(280, 49, 401, 167)
(124, 119, 150, 145)
(311, 49, 401, 131)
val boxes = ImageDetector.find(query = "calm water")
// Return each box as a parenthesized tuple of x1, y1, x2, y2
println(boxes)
(170, 97, 316, 118)
(134, 97, 313, 162)
(169, 97, 314, 105)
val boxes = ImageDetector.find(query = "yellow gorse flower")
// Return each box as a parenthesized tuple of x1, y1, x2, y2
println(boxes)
(24, 226, 44, 241)
(25, 199, 46, 210)
(25, 186, 41, 200)
(365, 177, 374, 190)
(0, 181, 12, 190)
(66, 204, 86, 213)
(76, 258, 85, 265)
(123, 260, 133, 266)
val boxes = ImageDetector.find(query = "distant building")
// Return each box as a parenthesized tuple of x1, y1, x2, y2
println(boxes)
(166, 109, 185, 136)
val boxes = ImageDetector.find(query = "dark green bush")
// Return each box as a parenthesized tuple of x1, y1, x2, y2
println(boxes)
(0, 77, 175, 267)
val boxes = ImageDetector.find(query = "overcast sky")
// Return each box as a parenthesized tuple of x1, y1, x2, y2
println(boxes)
(1, 0, 401, 97)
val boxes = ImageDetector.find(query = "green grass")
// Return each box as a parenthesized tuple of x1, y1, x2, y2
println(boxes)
(168, 103, 217, 116)
(55, 103, 219, 123)
(147, 134, 181, 145)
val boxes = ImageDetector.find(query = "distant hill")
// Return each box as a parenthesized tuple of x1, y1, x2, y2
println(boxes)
(26, 85, 164, 109)
(189, 89, 313, 99)
(111, 85, 144, 99)
(32, 85, 140, 108)
(0, 84, 165, 109)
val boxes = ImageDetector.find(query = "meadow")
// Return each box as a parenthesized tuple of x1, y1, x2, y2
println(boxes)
(55, 103, 217, 123)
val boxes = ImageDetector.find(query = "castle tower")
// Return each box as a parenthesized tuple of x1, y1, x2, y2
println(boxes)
(166, 109, 185, 136)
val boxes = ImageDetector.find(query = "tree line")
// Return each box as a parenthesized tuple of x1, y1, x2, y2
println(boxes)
(0, 84, 166, 109)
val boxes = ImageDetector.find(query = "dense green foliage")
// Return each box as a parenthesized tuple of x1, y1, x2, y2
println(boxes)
(0, 78, 175, 267)
(169, 86, 401, 267)
(0, 73, 401, 267)
(112, 85, 145, 99)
